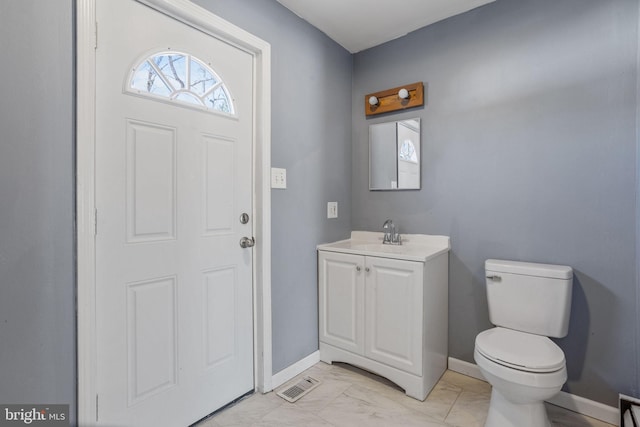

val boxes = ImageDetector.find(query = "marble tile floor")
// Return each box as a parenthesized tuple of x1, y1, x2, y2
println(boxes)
(196, 362, 614, 427)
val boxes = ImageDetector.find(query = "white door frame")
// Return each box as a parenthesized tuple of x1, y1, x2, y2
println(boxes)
(76, 0, 272, 424)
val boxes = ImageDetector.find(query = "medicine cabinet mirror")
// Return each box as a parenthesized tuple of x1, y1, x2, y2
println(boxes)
(369, 118, 421, 190)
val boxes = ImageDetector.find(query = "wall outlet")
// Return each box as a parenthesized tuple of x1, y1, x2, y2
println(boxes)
(271, 167, 287, 189)
(327, 202, 338, 219)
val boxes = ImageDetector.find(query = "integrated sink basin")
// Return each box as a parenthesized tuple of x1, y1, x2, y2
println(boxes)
(317, 231, 450, 262)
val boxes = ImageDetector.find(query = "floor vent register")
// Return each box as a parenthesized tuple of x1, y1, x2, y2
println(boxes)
(620, 393, 640, 426)
(276, 376, 321, 403)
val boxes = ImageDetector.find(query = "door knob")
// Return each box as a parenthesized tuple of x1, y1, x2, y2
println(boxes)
(239, 236, 255, 248)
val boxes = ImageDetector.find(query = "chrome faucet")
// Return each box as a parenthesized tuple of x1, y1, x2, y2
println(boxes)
(382, 219, 401, 245)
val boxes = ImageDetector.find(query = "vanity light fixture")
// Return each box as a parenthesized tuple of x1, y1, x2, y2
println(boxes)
(365, 82, 424, 116)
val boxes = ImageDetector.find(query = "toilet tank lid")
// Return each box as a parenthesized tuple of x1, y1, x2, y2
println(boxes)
(485, 259, 573, 279)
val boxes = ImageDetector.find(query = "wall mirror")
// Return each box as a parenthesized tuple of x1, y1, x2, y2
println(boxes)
(369, 118, 421, 190)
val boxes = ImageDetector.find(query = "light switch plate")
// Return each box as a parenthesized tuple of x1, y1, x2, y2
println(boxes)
(271, 167, 287, 189)
(327, 202, 338, 219)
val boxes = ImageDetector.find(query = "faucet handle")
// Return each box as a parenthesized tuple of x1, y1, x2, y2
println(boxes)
(382, 219, 393, 243)
(393, 233, 402, 245)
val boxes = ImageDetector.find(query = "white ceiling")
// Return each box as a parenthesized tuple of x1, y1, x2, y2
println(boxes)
(275, 0, 496, 53)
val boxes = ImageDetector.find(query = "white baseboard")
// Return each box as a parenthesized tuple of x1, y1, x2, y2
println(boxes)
(447, 357, 618, 425)
(549, 390, 618, 425)
(271, 351, 320, 389)
(448, 357, 485, 380)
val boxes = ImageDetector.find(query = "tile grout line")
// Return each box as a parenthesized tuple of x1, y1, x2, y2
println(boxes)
(441, 388, 463, 426)
(313, 384, 358, 426)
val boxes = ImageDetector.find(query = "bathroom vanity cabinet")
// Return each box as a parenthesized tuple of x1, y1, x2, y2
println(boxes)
(317, 231, 450, 401)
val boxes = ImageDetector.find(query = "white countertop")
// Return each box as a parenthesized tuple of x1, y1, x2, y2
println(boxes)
(317, 231, 450, 262)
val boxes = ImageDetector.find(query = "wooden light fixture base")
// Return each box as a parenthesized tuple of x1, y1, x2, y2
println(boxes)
(365, 82, 424, 117)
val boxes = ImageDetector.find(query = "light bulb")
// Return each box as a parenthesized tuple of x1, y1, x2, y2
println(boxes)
(398, 88, 409, 99)
(369, 96, 379, 106)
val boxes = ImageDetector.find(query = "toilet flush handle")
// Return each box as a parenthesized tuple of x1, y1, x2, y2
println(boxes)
(486, 275, 501, 281)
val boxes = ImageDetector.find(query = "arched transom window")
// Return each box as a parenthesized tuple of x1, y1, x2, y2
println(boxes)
(128, 51, 234, 114)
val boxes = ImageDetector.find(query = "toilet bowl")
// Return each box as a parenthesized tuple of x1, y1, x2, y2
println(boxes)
(476, 259, 573, 427)
(474, 327, 567, 427)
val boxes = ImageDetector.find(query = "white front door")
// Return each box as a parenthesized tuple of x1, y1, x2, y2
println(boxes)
(95, 1, 254, 425)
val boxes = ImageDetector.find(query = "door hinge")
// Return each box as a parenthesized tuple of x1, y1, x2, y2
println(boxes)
(95, 394, 99, 421)
(94, 21, 98, 50)
(94, 208, 98, 236)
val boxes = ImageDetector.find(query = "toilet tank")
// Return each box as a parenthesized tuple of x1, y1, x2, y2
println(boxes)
(485, 259, 573, 338)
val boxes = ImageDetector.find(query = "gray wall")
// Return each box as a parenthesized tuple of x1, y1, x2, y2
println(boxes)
(0, 0, 76, 422)
(637, 0, 640, 405)
(192, 0, 353, 374)
(353, 0, 639, 406)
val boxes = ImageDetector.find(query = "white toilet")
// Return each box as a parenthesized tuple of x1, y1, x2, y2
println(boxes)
(474, 259, 573, 427)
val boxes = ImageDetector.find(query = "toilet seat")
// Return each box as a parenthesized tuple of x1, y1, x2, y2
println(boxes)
(475, 327, 565, 373)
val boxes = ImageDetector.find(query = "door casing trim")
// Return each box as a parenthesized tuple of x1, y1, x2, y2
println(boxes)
(76, 0, 272, 424)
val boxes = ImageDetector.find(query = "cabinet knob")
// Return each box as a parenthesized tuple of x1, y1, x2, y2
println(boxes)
(356, 266, 361, 272)
(365, 267, 370, 272)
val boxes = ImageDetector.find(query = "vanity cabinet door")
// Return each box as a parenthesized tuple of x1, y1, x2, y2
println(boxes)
(318, 251, 365, 355)
(365, 257, 424, 376)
